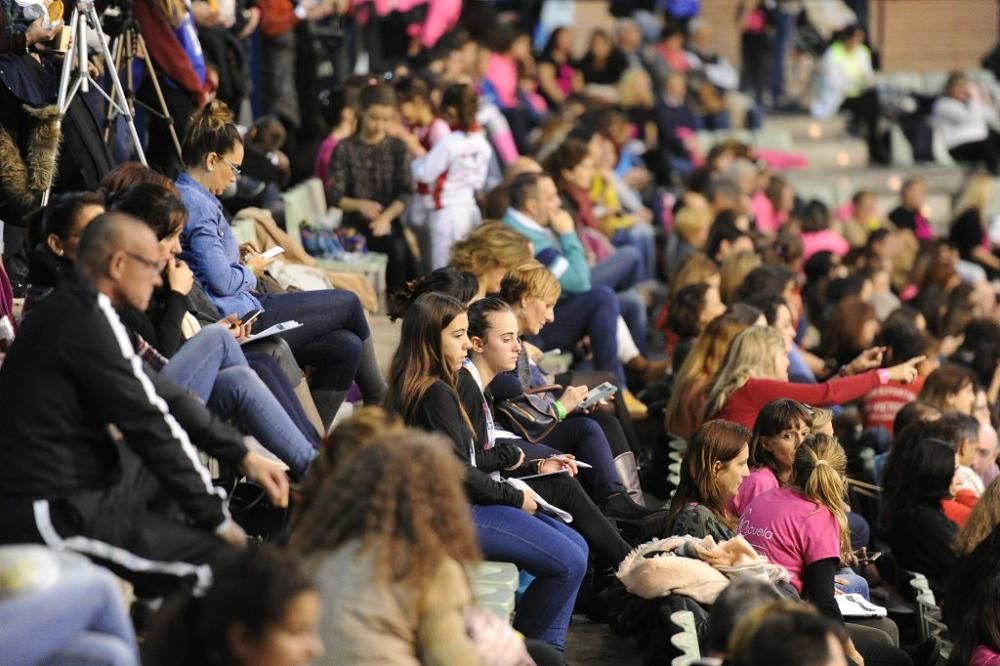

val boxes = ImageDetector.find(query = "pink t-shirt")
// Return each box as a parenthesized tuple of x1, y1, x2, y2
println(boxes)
(972, 647, 1000, 666)
(800, 229, 850, 262)
(739, 487, 840, 593)
(731, 466, 779, 517)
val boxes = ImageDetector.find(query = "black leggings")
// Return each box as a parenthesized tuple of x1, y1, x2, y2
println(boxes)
(526, 474, 631, 569)
(950, 130, 1000, 174)
(841, 88, 886, 163)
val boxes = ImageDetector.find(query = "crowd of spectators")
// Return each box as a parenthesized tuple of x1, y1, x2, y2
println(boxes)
(2, 0, 1000, 665)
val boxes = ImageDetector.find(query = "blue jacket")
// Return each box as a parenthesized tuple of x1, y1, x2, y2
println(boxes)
(176, 173, 260, 318)
(502, 208, 591, 294)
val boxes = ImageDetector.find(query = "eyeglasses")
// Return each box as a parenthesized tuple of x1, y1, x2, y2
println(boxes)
(218, 155, 242, 177)
(123, 251, 165, 273)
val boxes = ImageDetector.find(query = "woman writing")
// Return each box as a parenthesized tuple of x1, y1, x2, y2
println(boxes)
(176, 100, 387, 430)
(459, 297, 633, 567)
(704, 326, 923, 430)
(385, 292, 586, 652)
(665, 420, 752, 542)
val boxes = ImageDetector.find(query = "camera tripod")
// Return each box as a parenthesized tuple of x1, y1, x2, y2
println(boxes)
(42, 0, 147, 205)
(102, 6, 183, 169)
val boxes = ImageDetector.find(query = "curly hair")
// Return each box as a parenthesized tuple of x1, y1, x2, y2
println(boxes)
(293, 407, 408, 533)
(290, 431, 480, 590)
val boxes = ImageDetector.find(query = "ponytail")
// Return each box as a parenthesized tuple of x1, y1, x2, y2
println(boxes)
(467, 296, 511, 341)
(182, 100, 242, 167)
(791, 434, 851, 558)
(441, 83, 479, 131)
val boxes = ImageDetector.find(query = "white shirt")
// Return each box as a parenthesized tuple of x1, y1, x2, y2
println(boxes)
(932, 96, 997, 149)
(411, 129, 493, 210)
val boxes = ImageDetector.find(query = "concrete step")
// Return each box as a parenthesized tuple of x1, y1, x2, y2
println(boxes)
(765, 113, 849, 141)
(796, 137, 870, 170)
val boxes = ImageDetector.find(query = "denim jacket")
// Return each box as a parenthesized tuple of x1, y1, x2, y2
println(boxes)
(176, 172, 260, 318)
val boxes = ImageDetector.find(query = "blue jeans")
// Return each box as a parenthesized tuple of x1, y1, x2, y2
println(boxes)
(162, 325, 317, 477)
(770, 9, 797, 100)
(532, 287, 625, 384)
(836, 568, 871, 601)
(245, 353, 321, 444)
(472, 505, 588, 650)
(611, 227, 656, 284)
(256, 289, 371, 392)
(0, 557, 138, 665)
(520, 418, 624, 499)
(592, 245, 643, 293)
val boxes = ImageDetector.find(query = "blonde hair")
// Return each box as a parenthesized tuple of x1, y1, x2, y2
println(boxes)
(720, 251, 761, 305)
(810, 407, 834, 433)
(669, 252, 719, 302)
(704, 326, 786, 419)
(955, 477, 1000, 556)
(791, 434, 851, 558)
(449, 221, 533, 279)
(674, 206, 712, 245)
(617, 68, 654, 108)
(665, 313, 753, 435)
(500, 261, 562, 305)
(955, 173, 995, 215)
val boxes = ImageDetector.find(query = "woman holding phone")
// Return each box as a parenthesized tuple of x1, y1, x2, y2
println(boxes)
(176, 101, 387, 430)
(386, 292, 587, 652)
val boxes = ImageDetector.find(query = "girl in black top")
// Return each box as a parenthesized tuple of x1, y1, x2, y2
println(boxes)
(385, 292, 587, 651)
(459, 297, 631, 570)
(327, 83, 419, 294)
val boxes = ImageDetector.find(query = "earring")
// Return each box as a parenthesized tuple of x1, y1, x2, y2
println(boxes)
(56, 249, 64, 256)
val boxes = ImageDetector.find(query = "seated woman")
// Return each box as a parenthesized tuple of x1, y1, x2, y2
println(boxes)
(664, 310, 760, 440)
(883, 436, 962, 597)
(460, 297, 634, 563)
(175, 100, 386, 429)
(24, 192, 105, 312)
(498, 262, 647, 508)
(385, 292, 587, 652)
(107, 181, 320, 444)
(293, 424, 536, 665)
(106, 185, 318, 477)
(932, 71, 1000, 174)
(945, 522, 1000, 638)
(704, 326, 922, 430)
(665, 420, 751, 542)
(143, 548, 324, 666)
(740, 435, 907, 662)
(947, 574, 1000, 666)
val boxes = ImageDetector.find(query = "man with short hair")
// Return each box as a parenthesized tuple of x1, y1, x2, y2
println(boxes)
(0, 213, 283, 596)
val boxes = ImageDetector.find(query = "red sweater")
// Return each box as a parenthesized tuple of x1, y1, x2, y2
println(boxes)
(712, 372, 883, 430)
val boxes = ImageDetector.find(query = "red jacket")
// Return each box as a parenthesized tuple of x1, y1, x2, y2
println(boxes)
(133, 0, 209, 100)
(711, 372, 883, 430)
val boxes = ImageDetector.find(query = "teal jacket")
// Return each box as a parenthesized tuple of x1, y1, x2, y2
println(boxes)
(502, 208, 591, 294)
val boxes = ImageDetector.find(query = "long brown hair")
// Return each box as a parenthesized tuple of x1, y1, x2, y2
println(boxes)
(291, 431, 480, 589)
(665, 313, 754, 435)
(385, 292, 467, 421)
(790, 434, 851, 558)
(955, 477, 1000, 556)
(667, 420, 752, 531)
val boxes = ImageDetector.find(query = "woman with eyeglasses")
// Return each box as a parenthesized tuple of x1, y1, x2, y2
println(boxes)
(176, 101, 387, 431)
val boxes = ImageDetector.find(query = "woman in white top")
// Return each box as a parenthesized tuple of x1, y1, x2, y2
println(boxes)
(932, 72, 1000, 174)
(410, 84, 493, 270)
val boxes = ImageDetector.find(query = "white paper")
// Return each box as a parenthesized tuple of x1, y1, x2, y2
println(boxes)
(504, 477, 573, 523)
(836, 593, 887, 618)
(240, 320, 302, 345)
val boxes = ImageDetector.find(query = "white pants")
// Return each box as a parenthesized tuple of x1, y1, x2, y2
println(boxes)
(428, 202, 482, 270)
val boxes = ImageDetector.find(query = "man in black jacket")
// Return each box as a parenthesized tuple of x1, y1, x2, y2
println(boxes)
(0, 212, 286, 596)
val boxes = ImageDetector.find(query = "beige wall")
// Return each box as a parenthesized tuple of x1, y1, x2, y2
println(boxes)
(572, 0, 997, 73)
(870, 0, 998, 72)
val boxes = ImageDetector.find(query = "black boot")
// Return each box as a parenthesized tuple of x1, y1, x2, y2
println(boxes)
(600, 491, 660, 520)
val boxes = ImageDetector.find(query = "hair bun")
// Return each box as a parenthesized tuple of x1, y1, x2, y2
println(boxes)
(192, 100, 234, 131)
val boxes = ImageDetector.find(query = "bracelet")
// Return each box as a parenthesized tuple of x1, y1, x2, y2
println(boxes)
(877, 369, 891, 385)
(553, 400, 567, 420)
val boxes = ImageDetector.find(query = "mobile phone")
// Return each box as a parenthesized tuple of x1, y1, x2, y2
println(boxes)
(577, 382, 618, 410)
(241, 309, 264, 327)
(261, 246, 285, 260)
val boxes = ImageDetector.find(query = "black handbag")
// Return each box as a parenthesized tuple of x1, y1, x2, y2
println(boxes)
(492, 384, 562, 443)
